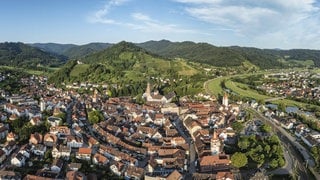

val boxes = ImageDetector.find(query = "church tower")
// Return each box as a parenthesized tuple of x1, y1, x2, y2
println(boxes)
(143, 82, 152, 101)
(222, 92, 228, 107)
(40, 98, 46, 112)
(92, 89, 98, 103)
(211, 130, 221, 155)
(145, 82, 151, 97)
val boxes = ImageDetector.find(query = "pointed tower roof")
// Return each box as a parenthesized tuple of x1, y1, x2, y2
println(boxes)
(223, 92, 228, 98)
(212, 129, 218, 140)
(145, 82, 151, 95)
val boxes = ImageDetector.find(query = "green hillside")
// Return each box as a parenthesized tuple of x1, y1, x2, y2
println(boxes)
(0, 42, 64, 68)
(64, 43, 112, 59)
(138, 40, 319, 69)
(30, 43, 76, 55)
(49, 41, 207, 97)
(138, 40, 246, 67)
(31, 42, 112, 59)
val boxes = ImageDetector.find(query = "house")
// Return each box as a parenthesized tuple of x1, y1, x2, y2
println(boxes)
(0, 171, 21, 180)
(30, 116, 43, 126)
(2, 141, 17, 155)
(171, 137, 186, 147)
(216, 171, 234, 180)
(0, 123, 8, 139)
(47, 116, 62, 127)
(161, 103, 180, 115)
(0, 149, 6, 164)
(199, 154, 231, 173)
(51, 158, 64, 173)
(68, 163, 82, 171)
(52, 145, 71, 160)
(11, 153, 26, 167)
(50, 126, 70, 139)
(301, 135, 319, 148)
(264, 110, 275, 118)
(6, 132, 16, 142)
(66, 171, 87, 180)
(110, 161, 125, 176)
(152, 131, 163, 140)
(310, 131, 320, 139)
(29, 133, 43, 145)
(72, 123, 82, 135)
(32, 144, 46, 156)
(44, 133, 58, 147)
(92, 153, 109, 166)
(166, 128, 179, 137)
(67, 135, 83, 148)
(153, 113, 166, 126)
(166, 170, 183, 180)
(125, 166, 144, 180)
(76, 147, 92, 161)
(88, 136, 99, 148)
(280, 119, 294, 130)
(18, 144, 32, 158)
(295, 124, 307, 138)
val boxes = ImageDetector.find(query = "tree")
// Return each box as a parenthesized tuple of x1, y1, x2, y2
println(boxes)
(278, 102, 286, 112)
(264, 145, 271, 154)
(311, 146, 320, 167)
(268, 135, 280, 144)
(231, 152, 248, 168)
(245, 111, 253, 121)
(232, 121, 244, 134)
(260, 124, 272, 133)
(238, 137, 250, 150)
(278, 157, 285, 167)
(269, 158, 278, 168)
(258, 99, 265, 105)
(88, 110, 104, 124)
(44, 149, 52, 163)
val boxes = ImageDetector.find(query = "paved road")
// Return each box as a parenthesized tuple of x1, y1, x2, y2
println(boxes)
(173, 118, 196, 179)
(203, 78, 215, 95)
(265, 96, 286, 102)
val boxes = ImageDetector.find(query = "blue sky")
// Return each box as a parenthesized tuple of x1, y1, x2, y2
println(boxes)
(0, 0, 320, 49)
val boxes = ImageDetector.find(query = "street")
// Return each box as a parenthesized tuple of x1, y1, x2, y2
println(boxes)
(173, 117, 196, 179)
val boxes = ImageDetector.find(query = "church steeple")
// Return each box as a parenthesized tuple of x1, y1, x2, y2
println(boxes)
(145, 82, 151, 96)
(222, 92, 228, 107)
(211, 129, 221, 155)
(213, 129, 218, 140)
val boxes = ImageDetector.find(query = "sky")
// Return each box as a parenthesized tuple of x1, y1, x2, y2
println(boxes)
(0, 0, 320, 49)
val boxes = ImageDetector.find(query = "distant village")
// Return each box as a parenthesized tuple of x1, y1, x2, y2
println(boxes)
(259, 71, 320, 103)
(0, 73, 319, 180)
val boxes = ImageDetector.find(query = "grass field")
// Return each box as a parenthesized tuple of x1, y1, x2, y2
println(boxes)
(70, 64, 90, 77)
(224, 80, 271, 100)
(206, 77, 226, 96)
(174, 60, 198, 76)
(0, 65, 59, 76)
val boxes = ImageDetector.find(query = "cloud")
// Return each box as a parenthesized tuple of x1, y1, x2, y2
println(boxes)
(132, 13, 152, 22)
(88, 0, 129, 24)
(173, 0, 320, 48)
(130, 12, 195, 34)
(89, 1, 196, 35)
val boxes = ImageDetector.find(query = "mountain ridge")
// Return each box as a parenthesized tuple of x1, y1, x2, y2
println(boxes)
(3, 40, 320, 70)
(0, 42, 64, 68)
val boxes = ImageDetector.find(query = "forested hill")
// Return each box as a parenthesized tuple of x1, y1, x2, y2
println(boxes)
(137, 40, 246, 67)
(31, 42, 112, 59)
(138, 40, 320, 68)
(30, 43, 76, 55)
(0, 42, 64, 68)
(48, 41, 204, 89)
